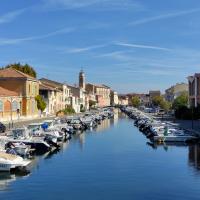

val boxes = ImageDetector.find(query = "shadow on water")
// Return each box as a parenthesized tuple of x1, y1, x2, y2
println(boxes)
(188, 144, 200, 173)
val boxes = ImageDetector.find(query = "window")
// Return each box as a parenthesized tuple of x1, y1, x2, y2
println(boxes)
(32, 84, 35, 96)
(35, 85, 37, 95)
(0, 101, 3, 112)
(12, 101, 18, 111)
(4, 100, 11, 112)
(29, 84, 31, 95)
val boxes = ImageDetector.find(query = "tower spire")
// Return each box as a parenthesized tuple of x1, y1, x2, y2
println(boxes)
(79, 69, 85, 90)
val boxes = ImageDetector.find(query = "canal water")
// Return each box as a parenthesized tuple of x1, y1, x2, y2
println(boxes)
(1, 111, 200, 200)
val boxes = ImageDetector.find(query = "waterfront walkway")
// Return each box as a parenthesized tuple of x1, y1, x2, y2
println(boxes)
(5, 115, 56, 130)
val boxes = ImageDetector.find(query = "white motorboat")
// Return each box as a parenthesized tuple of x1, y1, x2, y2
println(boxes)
(0, 151, 31, 172)
(153, 134, 198, 143)
(7, 128, 51, 153)
(6, 142, 32, 157)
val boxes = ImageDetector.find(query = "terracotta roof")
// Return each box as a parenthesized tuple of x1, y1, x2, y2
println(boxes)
(0, 68, 36, 80)
(86, 83, 110, 89)
(0, 86, 18, 97)
(40, 78, 63, 88)
(39, 82, 58, 91)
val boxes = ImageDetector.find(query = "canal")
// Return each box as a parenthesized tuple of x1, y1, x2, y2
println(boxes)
(1, 110, 200, 200)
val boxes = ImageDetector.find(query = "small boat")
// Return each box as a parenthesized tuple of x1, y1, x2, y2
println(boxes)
(153, 134, 198, 143)
(5, 142, 32, 157)
(7, 128, 51, 153)
(0, 151, 31, 172)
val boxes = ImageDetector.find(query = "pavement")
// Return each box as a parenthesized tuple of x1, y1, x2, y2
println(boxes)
(5, 115, 56, 130)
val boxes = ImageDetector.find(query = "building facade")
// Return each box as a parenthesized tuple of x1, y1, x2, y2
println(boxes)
(39, 83, 59, 115)
(68, 85, 86, 113)
(188, 73, 200, 107)
(0, 86, 22, 121)
(110, 91, 119, 106)
(0, 68, 39, 119)
(165, 83, 188, 102)
(39, 78, 71, 113)
(118, 96, 129, 106)
(86, 83, 111, 107)
(149, 90, 161, 105)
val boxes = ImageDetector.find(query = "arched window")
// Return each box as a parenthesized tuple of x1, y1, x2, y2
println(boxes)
(0, 101, 3, 112)
(4, 100, 11, 112)
(12, 101, 18, 111)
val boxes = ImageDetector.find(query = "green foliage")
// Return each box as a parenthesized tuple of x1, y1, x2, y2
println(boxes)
(62, 106, 75, 115)
(152, 96, 171, 112)
(172, 92, 188, 110)
(35, 95, 46, 112)
(3, 63, 37, 78)
(152, 96, 164, 107)
(162, 101, 172, 112)
(131, 96, 140, 108)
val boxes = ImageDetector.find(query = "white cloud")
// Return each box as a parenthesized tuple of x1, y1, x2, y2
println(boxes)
(63, 44, 107, 53)
(0, 8, 26, 24)
(129, 8, 200, 26)
(115, 42, 171, 51)
(0, 27, 75, 45)
(42, 0, 143, 11)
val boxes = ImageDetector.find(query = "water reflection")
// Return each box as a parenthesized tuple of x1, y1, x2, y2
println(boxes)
(188, 145, 200, 171)
(0, 146, 67, 191)
(0, 170, 30, 191)
(146, 141, 200, 173)
(72, 112, 119, 150)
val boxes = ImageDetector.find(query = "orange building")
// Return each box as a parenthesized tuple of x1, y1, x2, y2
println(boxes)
(0, 68, 39, 120)
(0, 86, 22, 121)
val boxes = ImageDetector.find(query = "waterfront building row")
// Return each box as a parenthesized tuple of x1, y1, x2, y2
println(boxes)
(0, 68, 118, 121)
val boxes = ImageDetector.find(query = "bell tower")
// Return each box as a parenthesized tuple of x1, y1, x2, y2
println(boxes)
(79, 69, 85, 90)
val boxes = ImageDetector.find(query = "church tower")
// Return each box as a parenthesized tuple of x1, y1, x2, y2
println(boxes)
(79, 70, 85, 90)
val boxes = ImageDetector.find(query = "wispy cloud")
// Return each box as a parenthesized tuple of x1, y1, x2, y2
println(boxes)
(42, 0, 143, 11)
(0, 8, 27, 24)
(115, 42, 171, 51)
(63, 44, 107, 53)
(129, 8, 200, 26)
(0, 27, 75, 45)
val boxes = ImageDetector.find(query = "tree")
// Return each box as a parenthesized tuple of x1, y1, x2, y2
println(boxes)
(35, 95, 46, 112)
(3, 63, 37, 78)
(172, 92, 188, 110)
(152, 96, 164, 107)
(131, 96, 140, 108)
(161, 101, 172, 112)
(152, 96, 171, 112)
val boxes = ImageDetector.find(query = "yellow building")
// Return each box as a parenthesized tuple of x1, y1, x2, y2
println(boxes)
(0, 68, 39, 119)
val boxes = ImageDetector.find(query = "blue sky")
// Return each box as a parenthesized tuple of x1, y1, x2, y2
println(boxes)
(0, 0, 200, 93)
